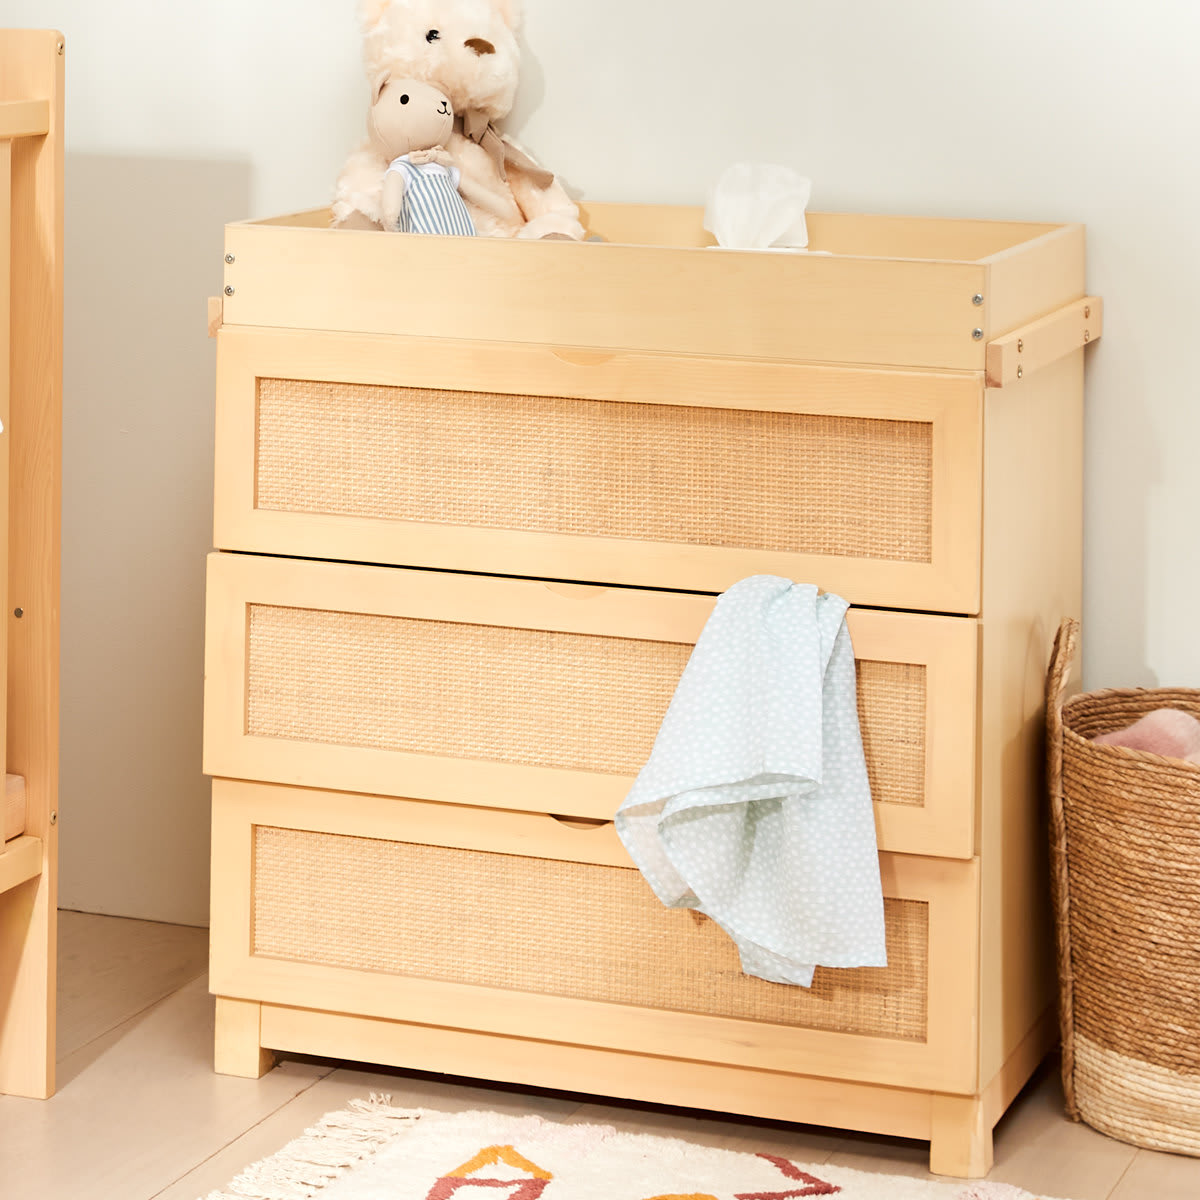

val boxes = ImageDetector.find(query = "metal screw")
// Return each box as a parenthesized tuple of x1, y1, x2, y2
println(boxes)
(972, 328, 984, 341)
(1017, 338, 1024, 353)
(1083, 330, 1090, 342)
(1084, 305, 1091, 319)
(13, 607, 23, 618)
(1017, 365, 1024, 380)
(972, 293, 984, 306)
(57, 40, 64, 55)
(225, 253, 235, 264)
(224, 285, 235, 297)
(50, 811, 57, 825)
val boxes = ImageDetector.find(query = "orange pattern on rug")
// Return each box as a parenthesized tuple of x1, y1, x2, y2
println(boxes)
(421, 1145, 840, 1200)
(426, 1144, 554, 1199)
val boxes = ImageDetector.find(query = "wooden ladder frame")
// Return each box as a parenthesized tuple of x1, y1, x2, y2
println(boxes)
(0, 27, 64, 1100)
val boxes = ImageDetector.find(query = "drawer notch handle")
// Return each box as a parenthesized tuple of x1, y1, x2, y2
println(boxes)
(548, 814, 612, 830)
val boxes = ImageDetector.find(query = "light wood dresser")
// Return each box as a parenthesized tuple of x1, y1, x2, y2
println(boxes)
(203, 204, 1098, 1176)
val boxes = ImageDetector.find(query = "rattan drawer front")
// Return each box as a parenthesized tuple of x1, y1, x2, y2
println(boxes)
(254, 824, 929, 1040)
(255, 379, 933, 563)
(209, 780, 982, 1093)
(245, 603, 690, 777)
(213, 328, 983, 614)
(204, 553, 978, 858)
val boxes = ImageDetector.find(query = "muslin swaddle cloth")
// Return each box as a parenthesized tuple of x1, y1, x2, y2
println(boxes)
(615, 575, 886, 986)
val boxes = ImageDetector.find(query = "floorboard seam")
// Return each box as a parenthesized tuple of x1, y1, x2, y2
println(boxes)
(1105, 1149, 1139, 1199)
(56, 970, 210, 1066)
(145, 1070, 333, 1200)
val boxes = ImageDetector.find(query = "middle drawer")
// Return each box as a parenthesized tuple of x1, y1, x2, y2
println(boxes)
(204, 552, 978, 859)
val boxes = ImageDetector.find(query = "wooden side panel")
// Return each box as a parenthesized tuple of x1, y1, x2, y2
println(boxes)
(980, 1006, 1057, 1130)
(983, 224, 1087, 340)
(0, 137, 10, 805)
(0, 27, 62, 1101)
(211, 779, 981, 1094)
(977, 351, 1085, 1086)
(222, 222, 988, 369)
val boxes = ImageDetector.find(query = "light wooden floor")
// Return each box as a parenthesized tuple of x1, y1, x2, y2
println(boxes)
(2, 913, 1199, 1199)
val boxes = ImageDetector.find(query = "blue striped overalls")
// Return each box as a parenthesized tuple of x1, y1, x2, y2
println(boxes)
(387, 156, 477, 237)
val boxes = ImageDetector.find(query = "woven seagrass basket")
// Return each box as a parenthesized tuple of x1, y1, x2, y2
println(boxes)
(1047, 618, 1200, 1154)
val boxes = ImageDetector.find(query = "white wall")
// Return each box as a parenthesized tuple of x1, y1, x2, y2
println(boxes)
(1, 0, 1195, 923)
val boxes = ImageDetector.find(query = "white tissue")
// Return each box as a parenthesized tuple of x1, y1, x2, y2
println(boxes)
(704, 162, 813, 251)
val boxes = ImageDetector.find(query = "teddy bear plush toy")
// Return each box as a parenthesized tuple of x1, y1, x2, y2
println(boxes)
(333, 0, 584, 240)
(372, 77, 476, 236)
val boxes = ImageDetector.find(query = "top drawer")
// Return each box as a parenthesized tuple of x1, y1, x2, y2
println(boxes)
(214, 327, 983, 613)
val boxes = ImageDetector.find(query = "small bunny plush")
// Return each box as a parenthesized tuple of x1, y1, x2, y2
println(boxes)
(371, 76, 476, 236)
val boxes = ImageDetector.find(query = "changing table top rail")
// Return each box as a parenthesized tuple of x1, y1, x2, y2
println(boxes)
(220, 204, 1087, 373)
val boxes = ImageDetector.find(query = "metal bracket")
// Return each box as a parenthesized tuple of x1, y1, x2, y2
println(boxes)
(985, 296, 1102, 388)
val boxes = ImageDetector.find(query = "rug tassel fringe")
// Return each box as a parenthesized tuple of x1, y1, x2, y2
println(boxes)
(203, 1095, 418, 1200)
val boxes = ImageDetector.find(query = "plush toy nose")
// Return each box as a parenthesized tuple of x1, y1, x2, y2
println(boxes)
(464, 37, 496, 55)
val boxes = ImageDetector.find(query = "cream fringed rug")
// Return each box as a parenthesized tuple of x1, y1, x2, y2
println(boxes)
(204, 1098, 1071, 1200)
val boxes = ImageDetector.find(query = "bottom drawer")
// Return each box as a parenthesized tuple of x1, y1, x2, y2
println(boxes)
(254, 826, 931, 1040)
(210, 778, 981, 1094)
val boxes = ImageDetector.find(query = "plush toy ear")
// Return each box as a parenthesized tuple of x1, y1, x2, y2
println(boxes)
(359, 0, 391, 30)
(371, 71, 390, 105)
(487, 0, 523, 29)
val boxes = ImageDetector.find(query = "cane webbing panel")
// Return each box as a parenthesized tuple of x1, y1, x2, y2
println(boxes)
(255, 378, 935, 563)
(246, 604, 691, 776)
(856, 661, 927, 808)
(245, 604, 931, 808)
(252, 826, 930, 1041)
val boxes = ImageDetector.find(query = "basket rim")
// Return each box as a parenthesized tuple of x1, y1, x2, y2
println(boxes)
(1062, 684, 1200, 706)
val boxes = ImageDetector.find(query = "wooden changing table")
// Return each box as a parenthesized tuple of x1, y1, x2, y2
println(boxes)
(203, 202, 1098, 1175)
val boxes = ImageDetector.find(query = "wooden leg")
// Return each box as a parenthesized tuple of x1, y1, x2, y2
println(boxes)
(930, 1094, 994, 1179)
(0, 872, 55, 1098)
(214, 996, 278, 1079)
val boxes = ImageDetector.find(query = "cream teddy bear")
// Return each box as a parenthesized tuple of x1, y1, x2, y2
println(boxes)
(333, 0, 584, 240)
